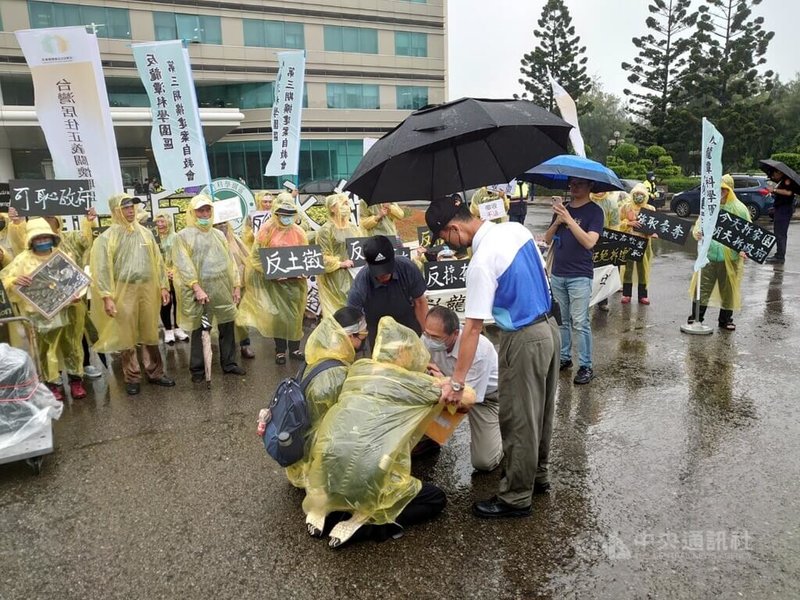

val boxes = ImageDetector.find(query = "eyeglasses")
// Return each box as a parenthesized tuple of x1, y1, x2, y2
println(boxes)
(357, 331, 368, 340)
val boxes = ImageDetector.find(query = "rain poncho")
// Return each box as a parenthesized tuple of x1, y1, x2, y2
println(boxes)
(470, 187, 510, 223)
(0, 344, 62, 453)
(90, 194, 168, 352)
(688, 176, 750, 310)
(172, 195, 240, 332)
(590, 192, 621, 229)
(619, 183, 656, 287)
(0, 220, 79, 382)
(285, 316, 355, 488)
(303, 317, 475, 525)
(154, 212, 177, 276)
(358, 200, 405, 238)
(0, 213, 14, 268)
(217, 222, 251, 344)
(316, 194, 364, 318)
(236, 196, 308, 341)
(242, 192, 274, 249)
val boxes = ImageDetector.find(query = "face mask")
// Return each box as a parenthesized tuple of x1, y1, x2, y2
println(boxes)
(337, 205, 351, 218)
(197, 218, 210, 227)
(279, 215, 295, 226)
(422, 334, 448, 353)
(33, 240, 54, 252)
(445, 228, 469, 254)
(633, 194, 646, 205)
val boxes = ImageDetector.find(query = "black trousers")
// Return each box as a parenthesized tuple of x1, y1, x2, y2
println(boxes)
(773, 204, 793, 260)
(190, 321, 238, 375)
(160, 284, 177, 329)
(690, 301, 733, 326)
(274, 338, 300, 354)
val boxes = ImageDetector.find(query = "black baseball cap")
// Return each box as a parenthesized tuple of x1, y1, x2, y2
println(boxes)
(425, 194, 466, 238)
(364, 235, 395, 278)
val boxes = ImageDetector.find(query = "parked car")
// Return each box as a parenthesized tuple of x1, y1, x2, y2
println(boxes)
(669, 175, 773, 220)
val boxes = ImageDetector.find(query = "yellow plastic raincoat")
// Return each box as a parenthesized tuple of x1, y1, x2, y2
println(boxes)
(0, 213, 14, 268)
(285, 316, 355, 488)
(154, 212, 177, 276)
(358, 200, 404, 238)
(242, 192, 274, 249)
(0, 219, 79, 382)
(590, 192, 621, 230)
(172, 195, 240, 332)
(469, 187, 510, 223)
(237, 197, 308, 340)
(688, 175, 750, 310)
(316, 194, 364, 318)
(303, 317, 475, 525)
(619, 183, 657, 287)
(90, 194, 168, 352)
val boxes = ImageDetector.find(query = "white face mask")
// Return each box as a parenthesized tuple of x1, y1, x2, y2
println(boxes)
(279, 215, 295, 226)
(422, 333, 448, 353)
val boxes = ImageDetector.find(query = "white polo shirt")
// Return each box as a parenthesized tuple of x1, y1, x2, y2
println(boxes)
(428, 330, 498, 403)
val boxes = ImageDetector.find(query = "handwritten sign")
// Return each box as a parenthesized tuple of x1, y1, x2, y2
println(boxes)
(424, 260, 469, 291)
(0, 281, 14, 319)
(10, 179, 93, 215)
(212, 197, 243, 224)
(346, 237, 409, 267)
(478, 198, 507, 221)
(417, 226, 445, 249)
(593, 229, 647, 266)
(15, 250, 91, 320)
(250, 210, 272, 232)
(258, 245, 325, 280)
(0, 183, 9, 211)
(712, 211, 776, 264)
(636, 209, 691, 245)
(427, 290, 467, 317)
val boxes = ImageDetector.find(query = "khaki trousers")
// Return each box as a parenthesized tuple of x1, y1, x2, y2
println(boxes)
(121, 345, 164, 384)
(468, 393, 503, 472)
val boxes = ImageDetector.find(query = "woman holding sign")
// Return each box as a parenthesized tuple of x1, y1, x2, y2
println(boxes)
(618, 183, 657, 304)
(237, 195, 308, 365)
(469, 187, 510, 224)
(687, 174, 750, 330)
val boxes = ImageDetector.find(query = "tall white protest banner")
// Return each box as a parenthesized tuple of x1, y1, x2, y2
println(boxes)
(132, 40, 211, 190)
(547, 69, 586, 158)
(694, 118, 724, 272)
(265, 51, 306, 177)
(16, 27, 123, 214)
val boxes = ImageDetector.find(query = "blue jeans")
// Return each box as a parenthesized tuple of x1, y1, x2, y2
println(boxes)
(550, 275, 593, 368)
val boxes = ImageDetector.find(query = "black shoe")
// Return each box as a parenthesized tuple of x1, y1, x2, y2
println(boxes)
(191, 373, 204, 383)
(573, 366, 594, 385)
(289, 350, 305, 362)
(148, 376, 175, 387)
(126, 383, 141, 396)
(224, 365, 246, 376)
(411, 437, 441, 458)
(472, 496, 531, 519)
(533, 481, 551, 495)
(559, 359, 573, 371)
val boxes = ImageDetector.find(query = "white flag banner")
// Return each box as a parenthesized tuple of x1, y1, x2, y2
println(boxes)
(132, 40, 211, 190)
(265, 50, 306, 177)
(16, 27, 123, 214)
(695, 117, 724, 272)
(547, 69, 586, 158)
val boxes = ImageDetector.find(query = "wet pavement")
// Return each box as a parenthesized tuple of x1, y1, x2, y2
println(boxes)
(2, 207, 799, 599)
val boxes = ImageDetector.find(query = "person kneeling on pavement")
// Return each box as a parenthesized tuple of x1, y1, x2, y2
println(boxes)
(423, 306, 503, 472)
(302, 316, 476, 548)
(284, 307, 368, 489)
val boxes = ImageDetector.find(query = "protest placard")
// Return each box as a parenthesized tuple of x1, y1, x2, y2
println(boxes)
(0, 281, 14, 319)
(346, 237, 409, 266)
(427, 289, 467, 317)
(258, 245, 325, 280)
(712, 210, 776, 264)
(250, 210, 271, 232)
(10, 179, 93, 215)
(593, 229, 648, 266)
(478, 198, 507, 221)
(212, 197, 243, 224)
(0, 183, 9, 211)
(417, 226, 445, 249)
(424, 260, 469, 291)
(637, 209, 691, 245)
(15, 250, 91, 319)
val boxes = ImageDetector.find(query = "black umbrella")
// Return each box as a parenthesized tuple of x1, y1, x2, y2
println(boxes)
(344, 98, 572, 204)
(759, 159, 800, 193)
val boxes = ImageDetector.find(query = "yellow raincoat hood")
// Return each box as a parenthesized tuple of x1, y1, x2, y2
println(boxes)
(187, 194, 215, 232)
(305, 316, 356, 366)
(325, 193, 352, 229)
(26, 218, 61, 248)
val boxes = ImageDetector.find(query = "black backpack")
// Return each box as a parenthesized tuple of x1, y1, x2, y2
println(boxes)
(262, 359, 344, 467)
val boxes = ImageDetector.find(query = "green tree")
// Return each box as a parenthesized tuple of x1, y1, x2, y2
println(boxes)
(622, 0, 697, 146)
(578, 83, 631, 162)
(517, 0, 593, 112)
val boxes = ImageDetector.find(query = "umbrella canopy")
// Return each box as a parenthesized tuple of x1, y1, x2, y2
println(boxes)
(344, 97, 572, 204)
(201, 308, 212, 387)
(759, 159, 800, 193)
(518, 154, 625, 193)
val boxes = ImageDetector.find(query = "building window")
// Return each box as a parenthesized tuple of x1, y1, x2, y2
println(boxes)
(243, 19, 304, 48)
(324, 26, 378, 54)
(153, 12, 221, 45)
(28, 1, 131, 39)
(396, 86, 428, 110)
(395, 31, 427, 57)
(326, 83, 379, 109)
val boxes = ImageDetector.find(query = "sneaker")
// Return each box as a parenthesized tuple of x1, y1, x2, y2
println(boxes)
(174, 328, 189, 342)
(46, 383, 64, 402)
(240, 345, 256, 359)
(559, 359, 573, 371)
(573, 366, 594, 385)
(164, 329, 175, 345)
(69, 379, 87, 399)
(84, 365, 103, 379)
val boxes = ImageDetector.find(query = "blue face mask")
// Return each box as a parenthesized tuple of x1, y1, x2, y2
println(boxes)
(32, 240, 54, 252)
(197, 218, 210, 227)
(279, 215, 295, 226)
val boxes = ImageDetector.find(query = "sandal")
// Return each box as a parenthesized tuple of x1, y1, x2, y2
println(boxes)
(290, 350, 305, 362)
(719, 322, 736, 331)
(275, 353, 286, 365)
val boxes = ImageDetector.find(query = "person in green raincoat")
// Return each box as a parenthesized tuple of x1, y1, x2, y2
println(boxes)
(687, 174, 750, 330)
(237, 194, 308, 364)
(316, 193, 364, 318)
(284, 306, 367, 489)
(172, 194, 246, 381)
(358, 199, 405, 238)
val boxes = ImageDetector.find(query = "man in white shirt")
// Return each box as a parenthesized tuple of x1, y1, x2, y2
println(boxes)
(423, 306, 502, 472)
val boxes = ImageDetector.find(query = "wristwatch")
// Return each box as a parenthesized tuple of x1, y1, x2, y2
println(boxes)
(450, 380, 464, 393)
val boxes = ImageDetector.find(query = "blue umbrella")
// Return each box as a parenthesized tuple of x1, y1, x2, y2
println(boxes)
(518, 154, 625, 192)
